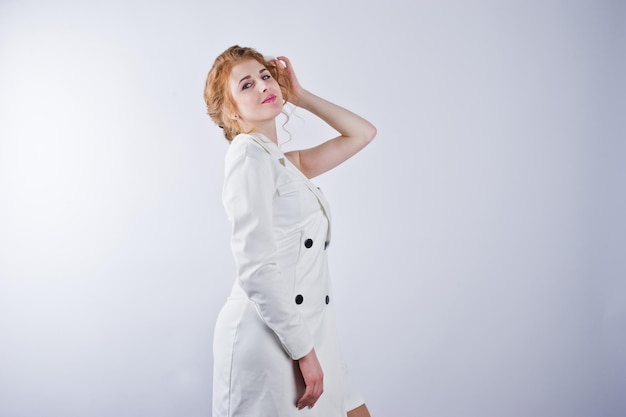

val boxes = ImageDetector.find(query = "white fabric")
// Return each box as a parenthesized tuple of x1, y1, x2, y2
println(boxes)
(213, 133, 364, 417)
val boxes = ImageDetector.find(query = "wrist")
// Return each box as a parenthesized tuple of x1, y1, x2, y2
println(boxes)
(289, 88, 312, 108)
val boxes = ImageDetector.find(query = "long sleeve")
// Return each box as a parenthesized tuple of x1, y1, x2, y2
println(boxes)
(222, 138, 314, 360)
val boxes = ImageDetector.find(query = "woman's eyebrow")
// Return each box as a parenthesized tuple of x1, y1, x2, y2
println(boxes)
(239, 68, 267, 85)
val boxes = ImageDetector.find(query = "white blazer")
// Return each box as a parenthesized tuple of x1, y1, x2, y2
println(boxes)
(222, 132, 333, 360)
(214, 133, 364, 416)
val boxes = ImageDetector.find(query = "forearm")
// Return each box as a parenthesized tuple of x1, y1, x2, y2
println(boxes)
(293, 89, 376, 143)
(277, 55, 377, 177)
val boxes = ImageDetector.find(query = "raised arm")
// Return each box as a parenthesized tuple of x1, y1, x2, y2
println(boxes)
(276, 56, 377, 179)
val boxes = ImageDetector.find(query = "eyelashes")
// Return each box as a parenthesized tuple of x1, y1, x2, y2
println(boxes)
(242, 73, 272, 90)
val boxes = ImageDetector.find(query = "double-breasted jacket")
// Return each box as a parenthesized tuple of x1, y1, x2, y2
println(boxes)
(212, 133, 363, 416)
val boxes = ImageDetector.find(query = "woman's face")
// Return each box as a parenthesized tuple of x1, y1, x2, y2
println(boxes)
(228, 59, 283, 129)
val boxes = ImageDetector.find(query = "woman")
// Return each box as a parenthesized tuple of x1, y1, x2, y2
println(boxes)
(204, 45, 376, 417)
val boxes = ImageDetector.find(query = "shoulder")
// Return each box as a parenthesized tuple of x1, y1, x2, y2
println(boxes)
(226, 134, 269, 162)
(224, 134, 287, 182)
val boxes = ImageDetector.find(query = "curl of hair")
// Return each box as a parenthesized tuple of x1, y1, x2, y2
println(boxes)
(204, 45, 291, 142)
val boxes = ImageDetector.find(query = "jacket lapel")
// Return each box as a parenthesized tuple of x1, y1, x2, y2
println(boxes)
(249, 134, 332, 243)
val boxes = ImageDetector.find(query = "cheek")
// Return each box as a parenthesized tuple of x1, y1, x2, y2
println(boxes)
(234, 96, 253, 113)
(229, 85, 249, 108)
(230, 91, 248, 107)
(275, 86, 283, 100)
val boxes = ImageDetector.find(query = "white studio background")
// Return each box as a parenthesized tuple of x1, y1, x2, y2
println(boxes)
(0, 1, 624, 416)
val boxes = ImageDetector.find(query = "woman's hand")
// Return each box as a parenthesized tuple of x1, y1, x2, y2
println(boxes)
(275, 55, 306, 106)
(296, 348, 324, 409)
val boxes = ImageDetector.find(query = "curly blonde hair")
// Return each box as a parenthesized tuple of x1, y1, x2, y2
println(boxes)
(204, 45, 291, 142)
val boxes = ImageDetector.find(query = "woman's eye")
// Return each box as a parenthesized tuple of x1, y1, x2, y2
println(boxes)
(262, 74, 271, 80)
(242, 82, 252, 90)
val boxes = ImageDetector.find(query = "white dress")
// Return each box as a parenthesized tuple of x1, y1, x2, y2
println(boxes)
(212, 133, 364, 416)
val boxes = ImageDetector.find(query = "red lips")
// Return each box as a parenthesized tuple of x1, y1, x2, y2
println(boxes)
(262, 94, 277, 104)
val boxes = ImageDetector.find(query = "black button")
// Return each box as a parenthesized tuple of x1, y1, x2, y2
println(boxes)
(324, 241, 329, 250)
(325, 295, 330, 304)
(304, 239, 313, 248)
(295, 294, 304, 305)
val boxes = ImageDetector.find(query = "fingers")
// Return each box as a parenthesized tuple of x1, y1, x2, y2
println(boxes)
(264, 56, 286, 69)
(263, 55, 285, 72)
(275, 56, 290, 69)
(296, 379, 323, 410)
(296, 348, 324, 409)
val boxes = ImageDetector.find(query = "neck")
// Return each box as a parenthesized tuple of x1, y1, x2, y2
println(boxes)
(245, 120, 278, 144)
